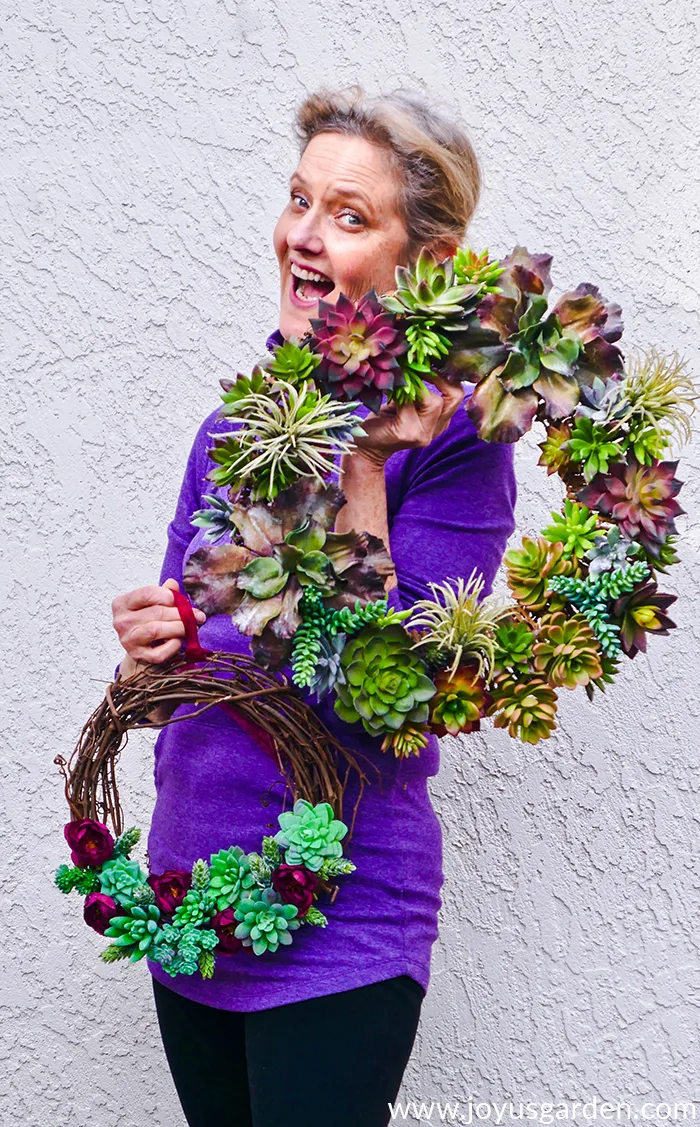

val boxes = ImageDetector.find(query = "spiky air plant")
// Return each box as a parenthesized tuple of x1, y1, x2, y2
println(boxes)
(380, 247, 482, 329)
(207, 379, 367, 501)
(309, 289, 408, 413)
(541, 499, 600, 559)
(406, 570, 513, 680)
(487, 675, 559, 744)
(428, 662, 492, 737)
(619, 347, 696, 453)
(611, 580, 677, 658)
(453, 247, 505, 293)
(577, 454, 685, 559)
(504, 536, 580, 614)
(263, 339, 322, 386)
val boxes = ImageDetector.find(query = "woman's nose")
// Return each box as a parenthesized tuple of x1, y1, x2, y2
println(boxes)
(286, 208, 324, 256)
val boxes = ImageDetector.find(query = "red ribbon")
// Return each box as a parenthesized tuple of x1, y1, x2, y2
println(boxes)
(171, 589, 279, 764)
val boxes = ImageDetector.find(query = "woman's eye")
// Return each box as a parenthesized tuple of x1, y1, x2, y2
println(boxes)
(339, 210, 364, 228)
(290, 191, 308, 209)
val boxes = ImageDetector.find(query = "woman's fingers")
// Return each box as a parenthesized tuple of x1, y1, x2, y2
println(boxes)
(128, 637, 183, 664)
(426, 374, 465, 437)
(122, 618, 190, 650)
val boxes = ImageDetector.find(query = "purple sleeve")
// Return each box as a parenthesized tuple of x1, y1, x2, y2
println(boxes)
(384, 411, 518, 613)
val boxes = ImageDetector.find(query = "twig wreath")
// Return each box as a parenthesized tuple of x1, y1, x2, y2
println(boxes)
(56, 245, 694, 979)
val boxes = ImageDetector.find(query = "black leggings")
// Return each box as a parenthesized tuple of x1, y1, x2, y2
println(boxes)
(152, 973, 425, 1127)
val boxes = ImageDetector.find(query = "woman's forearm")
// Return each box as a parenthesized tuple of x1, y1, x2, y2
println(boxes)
(335, 452, 397, 592)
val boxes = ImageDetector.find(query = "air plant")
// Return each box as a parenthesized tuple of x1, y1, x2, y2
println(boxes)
(406, 570, 513, 680)
(619, 347, 696, 451)
(207, 379, 367, 500)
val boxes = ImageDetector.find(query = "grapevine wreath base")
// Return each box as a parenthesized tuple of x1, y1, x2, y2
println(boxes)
(55, 244, 693, 979)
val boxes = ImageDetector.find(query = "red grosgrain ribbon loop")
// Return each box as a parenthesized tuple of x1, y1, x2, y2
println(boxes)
(170, 589, 279, 764)
(170, 589, 211, 664)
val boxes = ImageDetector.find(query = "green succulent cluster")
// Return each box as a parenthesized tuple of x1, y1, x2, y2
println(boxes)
(453, 247, 505, 293)
(103, 903, 162, 963)
(291, 585, 331, 688)
(541, 500, 600, 559)
(150, 923, 219, 979)
(548, 560, 650, 658)
(505, 536, 580, 614)
(274, 799, 347, 871)
(98, 857, 149, 908)
(488, 675, 558, 744)
(563, 417, 626, 481)
(334, 623, 436, 738)
(404, 320, 451, 372)
(112, 827, 142, 858)
(381, 248, 481, 329)
(54, 864, 101, 896)
(493, 619, 536, 672)
(233, 888, 301, 955)
(264, 339, 322, 385)
(172, 889, 217, 929)
(208, 846, 256, 912)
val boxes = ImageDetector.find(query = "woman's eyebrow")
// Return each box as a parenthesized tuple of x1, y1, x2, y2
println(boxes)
(290, 173, 374, 212)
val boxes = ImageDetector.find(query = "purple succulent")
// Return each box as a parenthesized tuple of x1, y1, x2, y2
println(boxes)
(309, 289, 408, 413)
(577, 454, 684, 558)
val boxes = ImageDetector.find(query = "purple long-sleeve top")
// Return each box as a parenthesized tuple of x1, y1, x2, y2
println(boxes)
(144, 330, 517, 1011)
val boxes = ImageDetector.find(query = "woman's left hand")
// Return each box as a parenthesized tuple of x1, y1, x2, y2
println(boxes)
(349, 374, 465, 470)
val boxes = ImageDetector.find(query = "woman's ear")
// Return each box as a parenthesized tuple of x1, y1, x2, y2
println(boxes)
(429, 238, 459, 260)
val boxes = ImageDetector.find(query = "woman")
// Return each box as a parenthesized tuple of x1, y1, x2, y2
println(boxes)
(111, 86, 517, 1127)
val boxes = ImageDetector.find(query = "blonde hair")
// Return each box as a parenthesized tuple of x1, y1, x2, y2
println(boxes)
(294, 85, 481, 260)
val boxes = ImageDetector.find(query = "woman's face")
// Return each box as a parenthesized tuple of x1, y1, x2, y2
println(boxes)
(273, 131, 410, 341)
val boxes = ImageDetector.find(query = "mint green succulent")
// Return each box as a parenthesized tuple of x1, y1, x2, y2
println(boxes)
(208, 846, 256, 912)
(103, 903, 162, 962)
(233, 888, 301, 955)
(172, 889, 217, 928)
(150, 922, 219, 977)
(98, 856, 149, 908)
(548, 561, 650, 658)
(564, 417, 625, 481)
(274, 799, 348, 871)
(541, 500, 600, 558)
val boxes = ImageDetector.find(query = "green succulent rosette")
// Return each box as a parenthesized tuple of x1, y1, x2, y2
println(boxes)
(233, 887, 301, 955)
(208, 846, 256, 912)
(274, 799, 348, 872)
(334, 623, 437, 737)
(97, 857, 149, 908)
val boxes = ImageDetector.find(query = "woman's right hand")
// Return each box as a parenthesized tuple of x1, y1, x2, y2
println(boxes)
(112, 578, 206, 680)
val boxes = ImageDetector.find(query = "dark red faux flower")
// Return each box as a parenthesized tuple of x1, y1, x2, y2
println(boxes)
(64, 819, 115, 869)
(211, 908, 244, 954)
(271, 863, 319, 915)
(147, 870, 192, 916)
(83, 892, 120, 935)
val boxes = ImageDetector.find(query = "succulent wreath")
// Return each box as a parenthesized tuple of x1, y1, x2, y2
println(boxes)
(55, 244, 694, 979)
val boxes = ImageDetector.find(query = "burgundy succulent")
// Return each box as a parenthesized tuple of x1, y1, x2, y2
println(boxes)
(611, 580, 677, 658)
(64, 819, 115, 869)
(577, 454, 684, 558)
(147, 869, 193, 916)
(309, 289, 408, 413)
(83, 893, 121, 935)
(271, 863, 320, 914)
(211, 908, 245, 954)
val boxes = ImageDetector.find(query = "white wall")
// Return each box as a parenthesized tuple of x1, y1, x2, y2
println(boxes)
(2, 1, 698, 1123)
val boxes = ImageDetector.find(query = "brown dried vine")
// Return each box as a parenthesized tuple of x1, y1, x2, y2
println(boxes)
(54, 650, 378, 847)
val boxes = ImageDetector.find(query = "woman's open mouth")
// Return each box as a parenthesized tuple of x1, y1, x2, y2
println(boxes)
(289, 262, 335, 308)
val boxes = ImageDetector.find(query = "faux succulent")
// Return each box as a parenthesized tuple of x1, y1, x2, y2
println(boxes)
(380, 247, 482, 328)
(611, 580, 677, 658)
(103, 903, 162, 962)
(208, 378, 366, 500)
(263, 339, 322, 385)
(563, 417, 626, 481)
(532, 612, 603, 689)
(381, 722, 431, 758)
(428, 662, 492, 737)
(233, 888, 301, 955)
(97, 857, 149, 908)
(541, 499, 600, 559)
(504, 537, 580, 614)
(309, 290, 408, 413)
(493, 618, 536, 672)
(537, 422, 575, 479)
(184, 478, 393, 669)
(585, 526, 641, 576)
(150, 922, 219, 978)
(207, 846, 256, 912)
(619, 347, 696, 450)
(191, 492, 236, 543)
(274, 799, 348, 871)
(406, 571, 512, 679)
(488, 675, 559, 744)
(548, 561, 651, 658)
(577, 454, 684, 559)
(453, 247, 505, 293)
(334, 623, 437, 738)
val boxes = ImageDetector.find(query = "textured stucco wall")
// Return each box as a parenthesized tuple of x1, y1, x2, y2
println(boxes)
(2, 1, 699, 1123)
